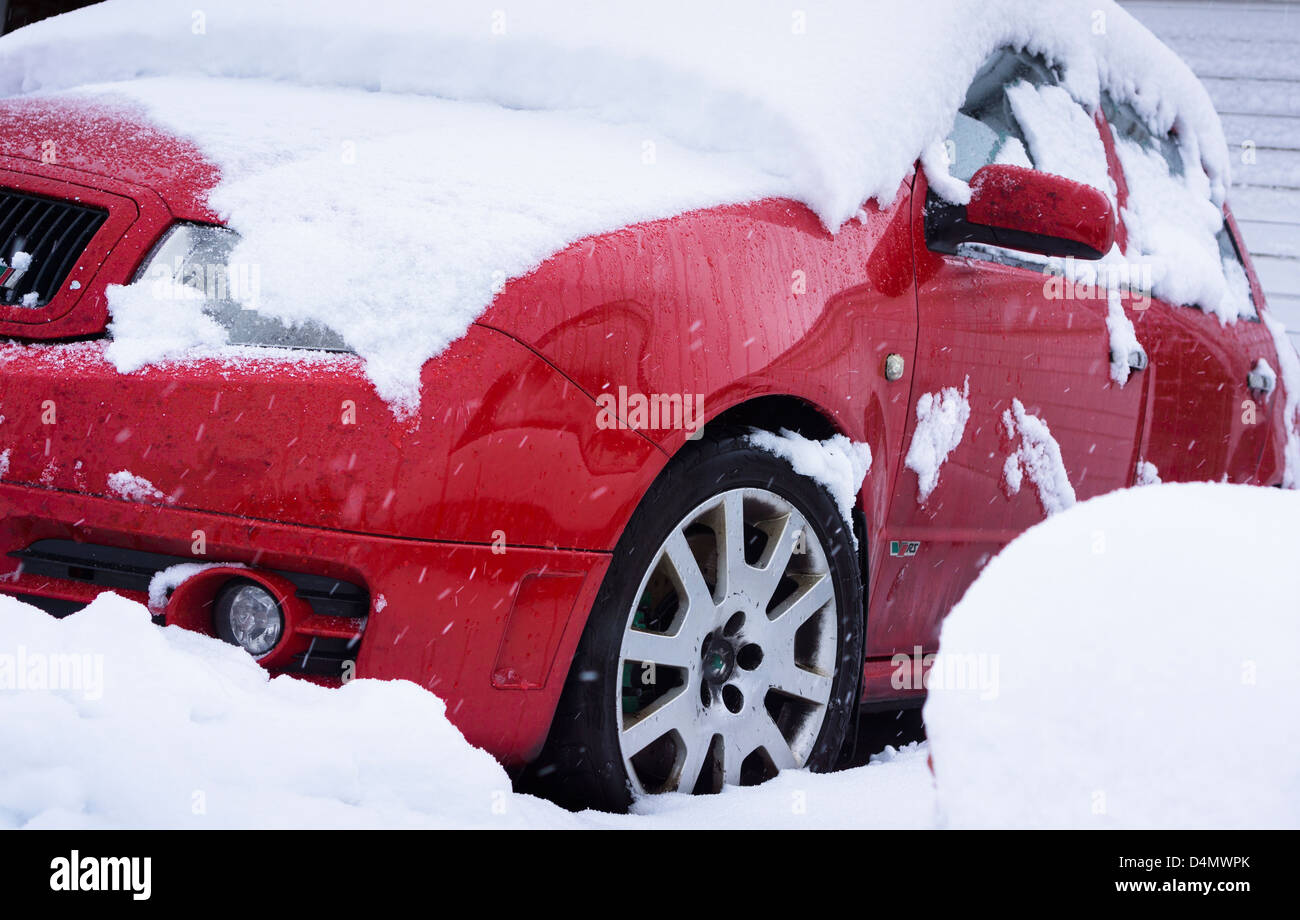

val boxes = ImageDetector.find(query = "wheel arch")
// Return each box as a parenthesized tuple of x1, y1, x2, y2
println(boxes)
(691, 394, 872, 574)
(620, 389, 875, 655)
(697, 393, 842, 442)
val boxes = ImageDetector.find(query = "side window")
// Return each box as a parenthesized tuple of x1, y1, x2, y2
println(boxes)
(1102, 94, 1257, 321)
(931, 49, 1115, 266)
(944, 51, 1055, 183)
(1217, 227, 1258, 320)
(1102, 95, 1183, 177)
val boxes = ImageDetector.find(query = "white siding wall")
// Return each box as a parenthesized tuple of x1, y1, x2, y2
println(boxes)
(1124, 0, 1300, 346)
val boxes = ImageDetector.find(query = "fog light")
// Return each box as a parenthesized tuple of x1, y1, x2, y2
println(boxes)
(215, 580, 283, 658)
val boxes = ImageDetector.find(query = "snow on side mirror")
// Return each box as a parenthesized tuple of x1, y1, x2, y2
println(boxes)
(927, 163, 1116, 261)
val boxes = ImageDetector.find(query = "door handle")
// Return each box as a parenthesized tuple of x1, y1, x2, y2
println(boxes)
(1110, 348, 1148, 371)
(1248, 366, 1275, 393)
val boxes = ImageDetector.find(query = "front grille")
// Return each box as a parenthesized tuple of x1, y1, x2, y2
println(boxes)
(0, 188, 108, 308)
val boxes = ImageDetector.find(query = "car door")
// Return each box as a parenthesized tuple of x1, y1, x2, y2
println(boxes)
(1100, 94, 1281, 485)
(870, 50, 1149, 658)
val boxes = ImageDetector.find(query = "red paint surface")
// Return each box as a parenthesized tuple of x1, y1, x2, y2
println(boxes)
(967, 162, 1116, 256)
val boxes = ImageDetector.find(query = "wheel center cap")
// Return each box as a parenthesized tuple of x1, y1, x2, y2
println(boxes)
(701, 637, 735, 683)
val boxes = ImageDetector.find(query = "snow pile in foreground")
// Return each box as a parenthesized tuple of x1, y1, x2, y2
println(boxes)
(0, 592, 934, 829)
(4, 484, 1295, 829)
(0, 0, 1227, 411)
(0, 594, 550, 829)
(925, 483, 1300, 829)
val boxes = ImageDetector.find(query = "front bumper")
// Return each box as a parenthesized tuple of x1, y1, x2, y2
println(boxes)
(0, 480, 609, 764)
(0, 325, 664, 761)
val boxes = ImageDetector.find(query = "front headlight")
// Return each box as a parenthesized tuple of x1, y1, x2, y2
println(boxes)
(132, 223, 348, 351)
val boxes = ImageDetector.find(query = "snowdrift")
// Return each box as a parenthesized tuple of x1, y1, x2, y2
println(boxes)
(925, 482, 1300, 829)
(0, 592, 932, 829)
(0, 593, 556, 829)
(1, 484, 1294, 828)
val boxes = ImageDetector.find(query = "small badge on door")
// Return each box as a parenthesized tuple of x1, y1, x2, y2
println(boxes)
(889, 540, 920, 557)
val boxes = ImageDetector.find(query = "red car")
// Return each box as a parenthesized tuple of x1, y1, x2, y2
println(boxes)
(0, 46, 1290, 811)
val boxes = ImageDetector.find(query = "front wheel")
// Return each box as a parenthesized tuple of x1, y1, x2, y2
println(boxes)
(531, 435, 864, 812)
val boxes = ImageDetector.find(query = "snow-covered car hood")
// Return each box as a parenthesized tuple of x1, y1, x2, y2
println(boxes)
(0, 94, 218, 222)
(0, 0, 1233, 411)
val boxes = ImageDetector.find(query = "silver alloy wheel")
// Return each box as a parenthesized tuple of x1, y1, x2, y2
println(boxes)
(616, 488, 839, 795)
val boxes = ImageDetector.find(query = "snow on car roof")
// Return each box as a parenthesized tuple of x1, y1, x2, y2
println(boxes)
(0, 0, 1231, 411)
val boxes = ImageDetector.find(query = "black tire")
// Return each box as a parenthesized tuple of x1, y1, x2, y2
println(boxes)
(525, 434, 865, 812)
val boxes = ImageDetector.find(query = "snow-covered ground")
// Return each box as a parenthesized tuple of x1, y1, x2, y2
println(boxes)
(0, 591, 935, 829)
(3, 483, 1295, 829)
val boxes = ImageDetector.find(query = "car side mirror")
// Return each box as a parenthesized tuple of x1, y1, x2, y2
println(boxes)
(926, 163, 1116, 260)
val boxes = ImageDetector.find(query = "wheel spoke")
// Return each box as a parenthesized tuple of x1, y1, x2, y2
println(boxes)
(722, 734, 747, 786)
(622, 688, 694, 756)
(622, 627, 694, 671)
(674, 732, 711, 794)
(771, 665, 833, 706)
(753, 711, 800, 770)
(663, 529, 715, 631)
(715, 491, 747, 599)
(767, 572, 833, 643)
(748, 508, 806, 606)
